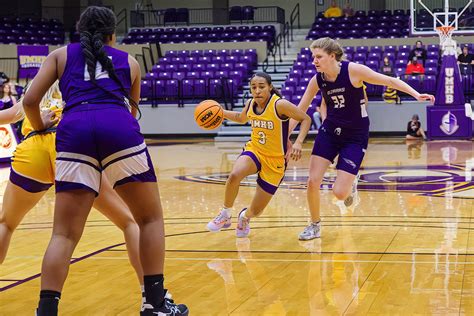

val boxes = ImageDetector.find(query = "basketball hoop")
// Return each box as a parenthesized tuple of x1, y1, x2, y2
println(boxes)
(436, 25, 457, 55)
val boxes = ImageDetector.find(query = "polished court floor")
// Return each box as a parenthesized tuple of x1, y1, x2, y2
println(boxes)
(0, 138, 473, 315)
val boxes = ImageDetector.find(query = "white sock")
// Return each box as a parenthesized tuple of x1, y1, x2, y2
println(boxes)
(221, 207, 232, 217)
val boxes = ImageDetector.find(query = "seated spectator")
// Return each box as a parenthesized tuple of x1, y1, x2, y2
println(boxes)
(342, 1, 354, 17)
(381, 56, 394, 76)
(406, 114, 426, 140)
(324, 0, 343, 18)
(405, 56, 425, 75)
(383, 86, 401, 104)
(458, 45, 474, 74)
(0, 83, 17, 110)
(408, 40, 427, 65)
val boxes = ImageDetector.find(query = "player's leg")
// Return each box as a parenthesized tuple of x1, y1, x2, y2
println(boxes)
(235, 184, 273, 238)
(0, 182, 46, 263)
(299, 155, 331, 241)
(299, 127, 337, 241)
(207, 153, 258, 232)
(93, 174, 143, 283)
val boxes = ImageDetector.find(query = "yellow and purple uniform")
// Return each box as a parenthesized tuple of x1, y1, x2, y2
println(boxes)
(242, 93, 289, 194)
(10, 100, 62, 193)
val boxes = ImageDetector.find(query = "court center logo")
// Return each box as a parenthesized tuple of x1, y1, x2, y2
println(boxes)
(440, 111, 459, 135)
(177, 164, 474, 198)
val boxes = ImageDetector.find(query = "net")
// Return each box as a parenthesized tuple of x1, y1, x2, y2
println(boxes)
(436, 25, 457, 55)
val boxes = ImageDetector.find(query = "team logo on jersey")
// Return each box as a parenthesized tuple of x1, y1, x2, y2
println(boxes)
(440, 111, 459, 135)
(334, 127, 342, 135)
(177, 164, 474, 198)
(0, 127, 12, 149)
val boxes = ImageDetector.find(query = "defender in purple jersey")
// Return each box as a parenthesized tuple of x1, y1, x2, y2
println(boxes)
(289, 38, 435, 241)
(22, 6, 188, 316)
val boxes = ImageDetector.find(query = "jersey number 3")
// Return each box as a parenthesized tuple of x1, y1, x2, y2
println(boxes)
(331, 95, 345, 109)
(257, 131, 266, 144)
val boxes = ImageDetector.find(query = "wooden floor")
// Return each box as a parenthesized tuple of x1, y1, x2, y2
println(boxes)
(1, 138, 473, 315)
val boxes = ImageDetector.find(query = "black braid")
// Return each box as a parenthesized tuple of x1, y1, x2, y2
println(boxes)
(77, 6, 140, 117)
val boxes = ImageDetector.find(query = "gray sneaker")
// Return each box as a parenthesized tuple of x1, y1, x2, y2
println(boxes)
(344, 174, 360, 207)
(298, 222, 321, 240)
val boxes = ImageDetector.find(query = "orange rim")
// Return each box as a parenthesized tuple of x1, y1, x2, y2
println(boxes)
(436, 26, 455, 35)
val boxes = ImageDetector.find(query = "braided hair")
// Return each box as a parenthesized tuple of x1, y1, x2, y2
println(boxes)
(250, 72, 282, 98)
(77, 6, 139, 115)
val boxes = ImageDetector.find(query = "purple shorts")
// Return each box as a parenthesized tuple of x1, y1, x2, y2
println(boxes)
(311, 120, 369, 175)
(55, 105, 156, 195)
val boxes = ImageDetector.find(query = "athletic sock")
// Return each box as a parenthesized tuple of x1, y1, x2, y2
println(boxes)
(144, 274, 164, 308)
(37, 290, 61, 316)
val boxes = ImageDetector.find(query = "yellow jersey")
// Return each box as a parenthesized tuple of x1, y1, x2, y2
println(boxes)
(21, 94, 62, 137)
(246, 94, 289, 157)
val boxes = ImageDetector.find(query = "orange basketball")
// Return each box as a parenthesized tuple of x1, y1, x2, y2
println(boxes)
(194, 100, 224, 130)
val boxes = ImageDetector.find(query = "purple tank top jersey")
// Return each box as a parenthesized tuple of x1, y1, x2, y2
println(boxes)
(316, 61, 369, 130)
(59, 43, 131, 110)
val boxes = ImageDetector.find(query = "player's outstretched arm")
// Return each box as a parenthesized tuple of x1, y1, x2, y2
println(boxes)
(0, 99, 25, 125)
(350, 63, 435, 103)
(277, 99, 311, 161)
(23, 48, 62, 131)
(289, 75, 320, 134)
(223, 99, 250, 124)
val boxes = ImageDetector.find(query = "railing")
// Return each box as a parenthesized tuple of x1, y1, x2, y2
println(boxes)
(141, 47, 153, 73)
(289, 3, 300, 41)
(262, 22, 290, 73)
(0, 58, 18, 81)
(130, 6, 285, 27)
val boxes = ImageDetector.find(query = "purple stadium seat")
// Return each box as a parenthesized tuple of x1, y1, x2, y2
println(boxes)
(406, 75, 422, 91)
(398, 45, 411, 54)
(141, 80, 152, 98)
(289, 69, 302, 82)
(394, 67, 405, 77)
(165, 64, 178, 72)
(427, 51, 439, 59)
(172, 72, 186, 80)
(423, 75, 436, 93)
(285, 77, 299, 88)
(425, 60, 438, 68)
(398, 52, 409, 61)
(424, 67, 437, 75)
(154, 80, 165, 98)
(200, 71, 214, 80)
(186, 71, 199, 79)
(165, 80, 178, 97)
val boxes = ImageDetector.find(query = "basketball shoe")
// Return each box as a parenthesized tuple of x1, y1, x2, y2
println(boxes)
(140, 290, 188, 316)
(236, 208, 250, 238)
(207, 209, 232, 232)
(298, 221, 321, 241)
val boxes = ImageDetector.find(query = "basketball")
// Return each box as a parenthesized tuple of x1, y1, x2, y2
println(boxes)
(194, 100, 224, 130)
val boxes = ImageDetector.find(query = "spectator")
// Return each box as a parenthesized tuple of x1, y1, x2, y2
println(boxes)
(342, 1, 354, 17)
(0, 83, 17, 110)
(408, 40, 427, 65)
(324, 0, 342, 18)
(380, 56, 394, 76)
(405, 56, 425, 75)
(457, 45, 474, 74)
(406, 114, 426, 140)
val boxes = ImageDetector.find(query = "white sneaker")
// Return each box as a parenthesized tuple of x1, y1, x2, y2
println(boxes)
(207, 210, 232, 232)
(298, 222, 321, 240)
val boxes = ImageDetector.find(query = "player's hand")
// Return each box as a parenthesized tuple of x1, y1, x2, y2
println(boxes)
(290, 141, 303, 161)
(417, 94, 435, 104)
(40, 109, 59, 129)
(285, 139, 293, 162)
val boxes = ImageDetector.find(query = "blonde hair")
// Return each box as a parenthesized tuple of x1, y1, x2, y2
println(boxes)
(310, 37, 344, 61)
(23, 80, 63, 110)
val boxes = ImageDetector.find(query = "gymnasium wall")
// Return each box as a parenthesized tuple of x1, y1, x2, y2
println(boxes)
(137, 101, 432, 135)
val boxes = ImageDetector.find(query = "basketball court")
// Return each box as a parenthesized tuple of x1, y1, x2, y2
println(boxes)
(0, 139, 473, 315)
(1, 0, 474, 315)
